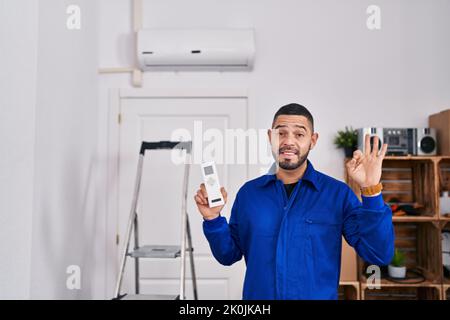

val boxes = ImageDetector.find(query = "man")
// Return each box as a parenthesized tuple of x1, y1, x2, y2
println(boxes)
(194, 103, 394, 300)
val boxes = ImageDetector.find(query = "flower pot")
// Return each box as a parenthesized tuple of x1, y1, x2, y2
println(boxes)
(388, 265, 406, 279)
(344, 146, 356, 158)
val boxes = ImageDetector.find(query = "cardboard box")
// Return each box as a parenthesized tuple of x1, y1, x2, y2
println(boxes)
(340, 237, 357, 281)
(429, 109, 450, 156)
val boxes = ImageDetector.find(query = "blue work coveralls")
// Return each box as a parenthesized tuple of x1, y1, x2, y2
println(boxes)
(203, 160, 394, 299)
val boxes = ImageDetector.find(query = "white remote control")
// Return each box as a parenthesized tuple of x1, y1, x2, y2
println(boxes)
(201, 161, 225, 208)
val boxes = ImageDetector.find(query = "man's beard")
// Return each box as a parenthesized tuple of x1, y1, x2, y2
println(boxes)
(276, 145, 310, 171)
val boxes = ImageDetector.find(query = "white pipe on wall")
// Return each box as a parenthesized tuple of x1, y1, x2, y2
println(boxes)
(98, 0, 142, 87)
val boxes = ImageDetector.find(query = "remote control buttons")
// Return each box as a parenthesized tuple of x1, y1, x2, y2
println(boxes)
(207, 177, 216, 186)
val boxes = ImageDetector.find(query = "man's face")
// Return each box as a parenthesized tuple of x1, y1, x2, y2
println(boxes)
(268, 115, 319, 171)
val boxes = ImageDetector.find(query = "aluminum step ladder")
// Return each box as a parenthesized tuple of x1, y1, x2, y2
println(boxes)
(113, 141, 198, 300)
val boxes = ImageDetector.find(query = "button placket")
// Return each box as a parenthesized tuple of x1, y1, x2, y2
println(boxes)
(276, 180, 305, 298)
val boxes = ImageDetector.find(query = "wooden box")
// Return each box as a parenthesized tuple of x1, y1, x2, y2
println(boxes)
(358, 222, 442, 285)
(382, 159, 437, 219)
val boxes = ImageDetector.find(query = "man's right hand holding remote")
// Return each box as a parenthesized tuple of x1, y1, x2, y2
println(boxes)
(194, 183, 228, 221)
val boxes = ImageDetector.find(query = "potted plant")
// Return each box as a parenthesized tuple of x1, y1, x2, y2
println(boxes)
(388, 248, 406, 279)
(333, 126, 357, 158)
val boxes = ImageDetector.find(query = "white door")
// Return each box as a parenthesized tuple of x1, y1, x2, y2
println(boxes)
(117, 95, 248, 299)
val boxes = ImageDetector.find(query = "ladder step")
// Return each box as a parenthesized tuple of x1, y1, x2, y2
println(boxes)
(121, 294, 180, 300)
(129, 245, 181, 258)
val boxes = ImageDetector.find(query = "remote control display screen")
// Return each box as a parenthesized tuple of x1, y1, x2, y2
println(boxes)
(204, 165, 214, 175)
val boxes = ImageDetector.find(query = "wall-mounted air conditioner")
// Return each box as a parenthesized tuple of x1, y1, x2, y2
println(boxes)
(137, 29, 255, 71)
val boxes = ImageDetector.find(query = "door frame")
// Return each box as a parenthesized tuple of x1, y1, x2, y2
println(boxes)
(105, 88, 251, 298)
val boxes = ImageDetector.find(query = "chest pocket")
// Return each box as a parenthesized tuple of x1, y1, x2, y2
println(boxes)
(304, 212, 342, 272)
(304, 211, 342, 237)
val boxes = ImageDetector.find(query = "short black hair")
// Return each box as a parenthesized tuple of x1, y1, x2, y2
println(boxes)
(272, 103, 314, 131)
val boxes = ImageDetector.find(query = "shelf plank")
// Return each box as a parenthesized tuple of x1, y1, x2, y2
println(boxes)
(383, 155, 450, 161)
(345, 156, 450, 161)
(359, 276, 440, 288)
(392, 216, 438, 222)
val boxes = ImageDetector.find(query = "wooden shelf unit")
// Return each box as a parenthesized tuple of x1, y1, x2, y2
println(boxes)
(345, 155, 450, 300)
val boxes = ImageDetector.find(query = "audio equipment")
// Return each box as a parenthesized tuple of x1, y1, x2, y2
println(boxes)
(415, 128, 437, 156)
(356, 128, 437, 156)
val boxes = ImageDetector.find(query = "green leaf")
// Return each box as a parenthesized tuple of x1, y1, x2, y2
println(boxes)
(333, 126, 357, 148)
(390, 248, 405, 267)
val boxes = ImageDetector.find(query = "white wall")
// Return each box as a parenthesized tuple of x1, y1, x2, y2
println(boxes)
(29, 0, 102, 299)
(1, 0, 450, 300)
(1, 0, 103, 299)
(0, 0, 38, 299)
(99, 0, 450, 180)
(97, 0, 450, 298)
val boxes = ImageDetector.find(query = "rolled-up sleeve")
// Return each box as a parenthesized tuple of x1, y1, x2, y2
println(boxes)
(342, 186, 395, 266)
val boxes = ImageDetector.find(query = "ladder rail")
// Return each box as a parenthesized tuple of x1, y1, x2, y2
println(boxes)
(134, 213, 140, 294)
(179, 152, 191, 300)
(186, 214, 198, 300)
(114, 154, 145, 298)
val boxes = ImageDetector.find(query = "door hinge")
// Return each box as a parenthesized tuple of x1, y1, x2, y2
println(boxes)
(116, 234, 120, 245)
(118, 113, 122, 124)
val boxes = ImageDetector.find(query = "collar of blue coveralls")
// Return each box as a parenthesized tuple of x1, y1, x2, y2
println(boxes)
(259, 159, 321, 191)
